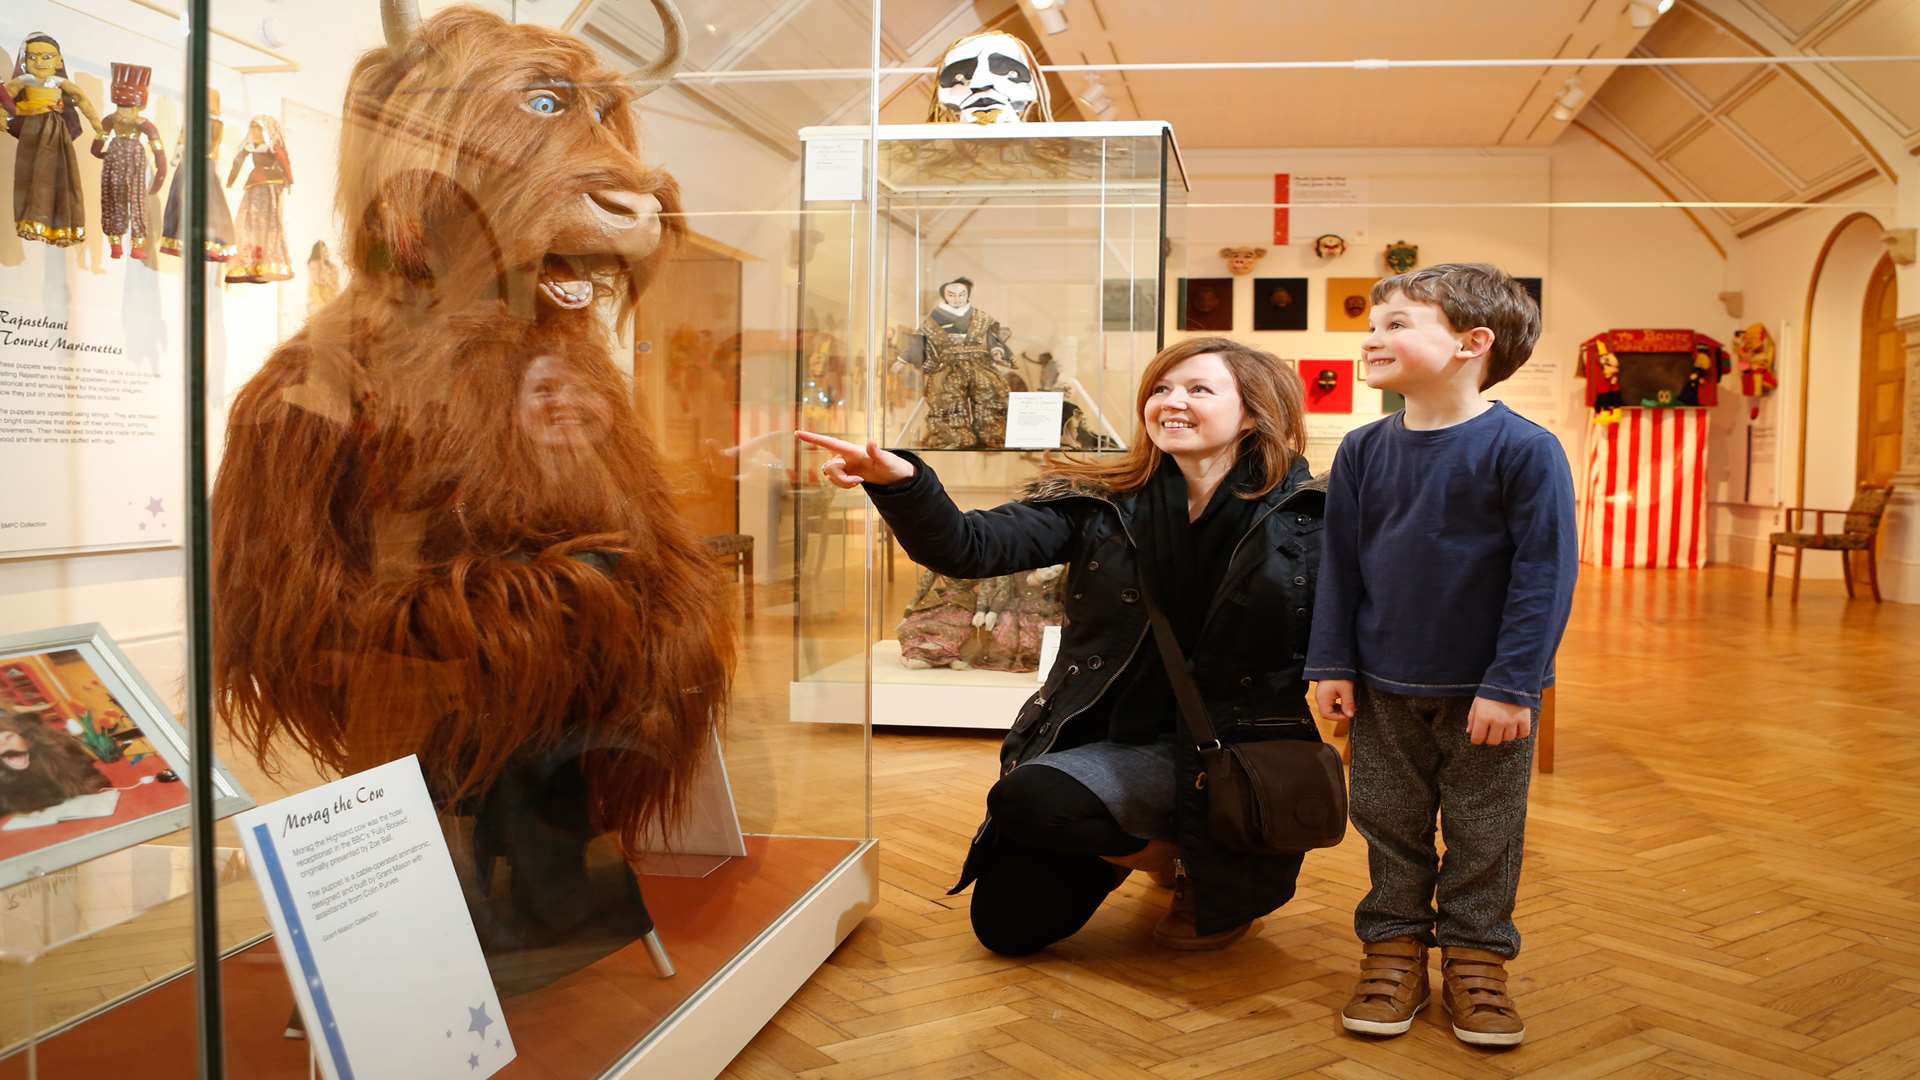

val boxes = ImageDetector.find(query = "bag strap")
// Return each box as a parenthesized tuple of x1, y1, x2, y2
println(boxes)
(1140, 587, 1223, 752)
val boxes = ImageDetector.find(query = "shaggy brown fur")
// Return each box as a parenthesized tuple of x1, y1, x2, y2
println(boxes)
(0, 712, 111, 817)
(210, 7, 733, 856)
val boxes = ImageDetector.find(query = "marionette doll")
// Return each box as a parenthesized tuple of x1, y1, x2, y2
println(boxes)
(91, 63, 168, 260)
(226, 115, 292, 282)
(159, 88, 235, 261)
(305, 240, 340, 314)
(4, 32, 104, 246)
(899, 276, 1014, 448)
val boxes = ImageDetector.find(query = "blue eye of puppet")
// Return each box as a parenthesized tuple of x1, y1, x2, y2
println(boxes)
(526, 92, 563, 114)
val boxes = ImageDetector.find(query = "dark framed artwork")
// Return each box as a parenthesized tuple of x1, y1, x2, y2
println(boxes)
(1381, 388, 1406, 414)
(1326, 276, 1377, 332)
(1516, 277, 1543, 317)
(1252, 277, 1309, 331)
(1177, 277, 1233, 332)
(1102, 279, 1159, 332)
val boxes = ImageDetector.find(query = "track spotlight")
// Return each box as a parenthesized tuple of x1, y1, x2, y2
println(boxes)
(1033, 0, 1069, 35)
(1551, 77, 1585, 121)
(1629, 0, 1674, 29)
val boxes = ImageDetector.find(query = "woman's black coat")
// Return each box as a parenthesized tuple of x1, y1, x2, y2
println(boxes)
(865, 450, 1329, 936)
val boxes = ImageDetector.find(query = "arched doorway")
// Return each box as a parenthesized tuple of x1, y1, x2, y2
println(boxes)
(1858, 254, 1904, 486)
(1797, 213, 1885, 524)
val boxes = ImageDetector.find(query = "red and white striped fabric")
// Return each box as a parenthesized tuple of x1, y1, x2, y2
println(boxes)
(1580, 408, 1711, 568)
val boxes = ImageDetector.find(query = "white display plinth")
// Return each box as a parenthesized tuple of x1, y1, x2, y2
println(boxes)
(607, 842, 877, 1080)
(789, 640, 1033, 731)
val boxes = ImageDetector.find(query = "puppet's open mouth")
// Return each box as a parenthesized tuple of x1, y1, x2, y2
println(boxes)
(538, 253, 620, 310)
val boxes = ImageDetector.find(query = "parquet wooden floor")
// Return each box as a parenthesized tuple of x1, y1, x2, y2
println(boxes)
(723, 566, 1920, 1080)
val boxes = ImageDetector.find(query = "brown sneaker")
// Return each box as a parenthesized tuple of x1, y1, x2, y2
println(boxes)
(1152, 867, 1251, 950)
(1340, 938, 1429, 1036)
(1439, 946, 1525, 1046)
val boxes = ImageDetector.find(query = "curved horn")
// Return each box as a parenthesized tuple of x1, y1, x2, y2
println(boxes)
(627, 0, 687, 98)
(381, 0, 421, 50)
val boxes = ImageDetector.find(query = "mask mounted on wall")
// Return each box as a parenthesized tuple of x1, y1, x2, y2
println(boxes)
(927, 31, 1052, 124)
(1314, 234, 1346, 259)
(1316, 369, 1339, 392)
(1342, 295, 1366, 319)
(1384, 240, 1418, 275)
(1219, 246, 1266, 275)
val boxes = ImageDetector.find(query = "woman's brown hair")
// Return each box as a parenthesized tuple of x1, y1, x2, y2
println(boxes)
(1039, 336, 1306, 499)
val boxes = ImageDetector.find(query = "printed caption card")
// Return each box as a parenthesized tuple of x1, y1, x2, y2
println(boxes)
(236, 756, 514, 1079)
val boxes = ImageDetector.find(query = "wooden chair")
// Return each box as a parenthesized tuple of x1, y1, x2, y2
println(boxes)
(1767, 482, 1895, 602)
(701, 533, 755, 620)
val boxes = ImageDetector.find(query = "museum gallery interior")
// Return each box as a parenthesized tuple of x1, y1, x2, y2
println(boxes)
(0, 0, 1917, 1076)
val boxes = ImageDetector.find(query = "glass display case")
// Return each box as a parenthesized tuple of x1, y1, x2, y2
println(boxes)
(1, 1, 876, 1076)
(792, 121, 1187, 732)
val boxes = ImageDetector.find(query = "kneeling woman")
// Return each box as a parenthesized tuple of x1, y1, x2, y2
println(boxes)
(801, 337, 1326, 953)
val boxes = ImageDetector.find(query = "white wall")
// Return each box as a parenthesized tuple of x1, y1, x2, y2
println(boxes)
(1170, 139, 1731, 520)
(1712, 178, 1900, 579)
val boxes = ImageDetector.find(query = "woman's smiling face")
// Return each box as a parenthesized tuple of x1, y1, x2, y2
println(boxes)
(1142, 351, 1251, 460)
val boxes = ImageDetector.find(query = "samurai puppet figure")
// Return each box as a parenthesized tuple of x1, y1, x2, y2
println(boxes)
(160, 89, 235, 261)
(225, 115, 293, 282)
(4, 33, 104, 246)
(926, 31, 1052, 124)
(899, 276, 1014, 448)
(210, 1, 727, 992)
(92, 63, 168, 260)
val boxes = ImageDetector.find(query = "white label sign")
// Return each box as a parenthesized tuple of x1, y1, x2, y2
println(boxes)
(0, 299, 184, 556)
(1004, 391, 1066, 449)
(804, 138, 865, 202)
(236, 757, 515, 1080)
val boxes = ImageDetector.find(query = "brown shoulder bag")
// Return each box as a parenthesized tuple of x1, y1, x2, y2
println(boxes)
(1143, 589, 1348, 854)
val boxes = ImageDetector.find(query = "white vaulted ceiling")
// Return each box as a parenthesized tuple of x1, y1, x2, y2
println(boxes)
(564, 0, 1912, 232)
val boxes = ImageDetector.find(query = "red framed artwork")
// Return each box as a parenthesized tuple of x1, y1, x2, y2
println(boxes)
(1300, 359, 1355, 413)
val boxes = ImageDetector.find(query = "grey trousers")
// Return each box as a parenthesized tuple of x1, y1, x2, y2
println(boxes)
(1349, 686, 1534, 958)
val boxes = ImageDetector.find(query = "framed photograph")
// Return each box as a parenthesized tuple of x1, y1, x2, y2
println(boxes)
(1102, 279, 1159, 332)
(1326, 276, 1377, 332)
(1301, 359, 1356, 414)
(0, 624, 252, 890)
(1177, 277, 1234, 332)
(1252, 277, 1309, 331)
(1516, 276, 1544, 318)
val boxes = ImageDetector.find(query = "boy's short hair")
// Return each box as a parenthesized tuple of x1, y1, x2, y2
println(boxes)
(1371, 263, 1542, 390)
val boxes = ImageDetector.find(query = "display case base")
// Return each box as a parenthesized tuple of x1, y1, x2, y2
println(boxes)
(791, 640, 1034, 730)
(0, 836, 872, 1079)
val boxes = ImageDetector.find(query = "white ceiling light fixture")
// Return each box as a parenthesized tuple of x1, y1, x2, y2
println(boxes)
(1629, 0, 1675, 29)
(1077, 77, 1112, 115)
(1550, 77, 1585, 121)
(1033, 0, 1069, 36)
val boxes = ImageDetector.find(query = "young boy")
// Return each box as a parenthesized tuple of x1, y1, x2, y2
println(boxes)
(1306, 263, 1577, 1047)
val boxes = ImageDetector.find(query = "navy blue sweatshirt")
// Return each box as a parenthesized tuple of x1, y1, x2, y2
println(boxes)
(1304, 401, 1578, 708)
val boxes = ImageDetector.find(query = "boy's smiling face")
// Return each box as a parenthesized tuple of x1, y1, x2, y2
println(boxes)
(1360, 289, 1488, 393)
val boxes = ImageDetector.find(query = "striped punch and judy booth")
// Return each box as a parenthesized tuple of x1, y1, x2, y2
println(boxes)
(1576, 329, 1730, 569)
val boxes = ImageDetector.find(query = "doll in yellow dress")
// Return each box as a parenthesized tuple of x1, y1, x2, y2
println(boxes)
(4, 33, 105, 246)
(91, 63, 168, 260)
(225, 115, 293, 282)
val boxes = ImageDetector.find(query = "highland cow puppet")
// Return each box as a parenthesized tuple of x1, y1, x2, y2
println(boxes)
(0, 711, 112, 819)
(210, 1, 733, 992)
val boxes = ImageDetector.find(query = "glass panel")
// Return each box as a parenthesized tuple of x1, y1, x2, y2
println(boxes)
(4, 0, 876, 1073)
(795, 122, 1185, 728)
